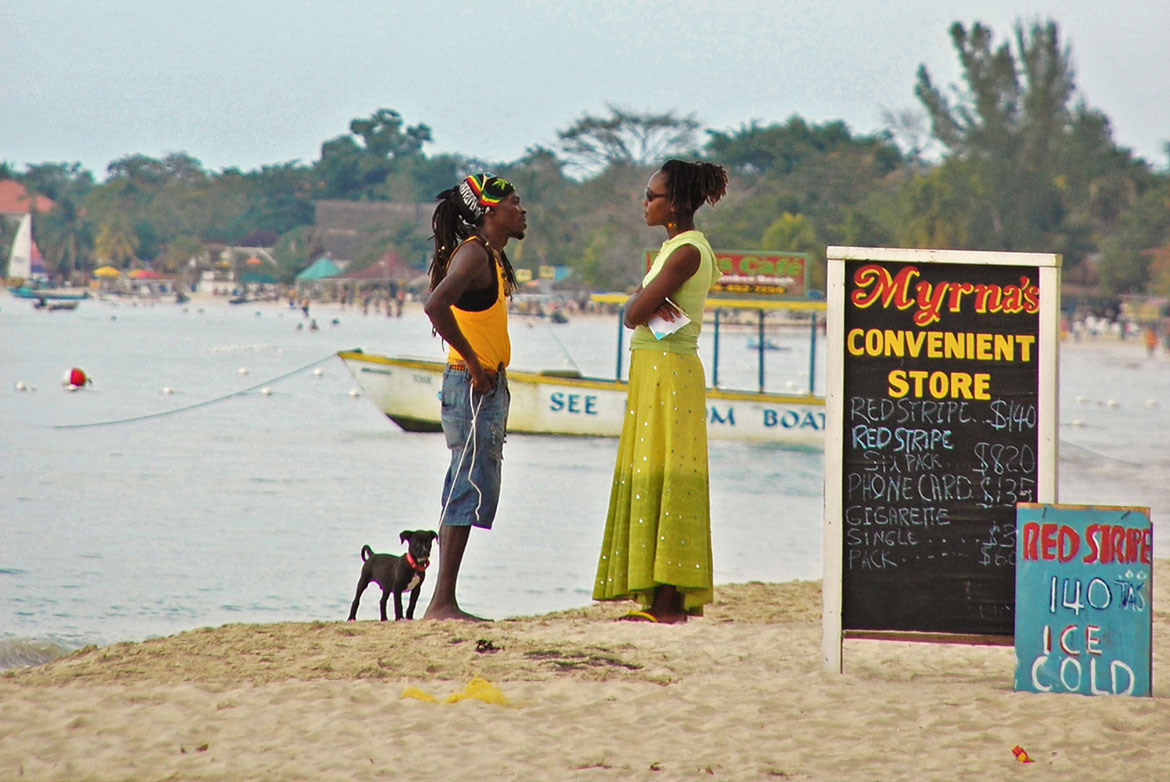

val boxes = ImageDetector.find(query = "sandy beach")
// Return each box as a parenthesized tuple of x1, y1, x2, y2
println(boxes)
(1, 562, 1165, 781)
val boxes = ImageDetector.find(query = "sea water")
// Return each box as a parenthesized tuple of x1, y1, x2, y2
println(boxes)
(1, 294, 1167, 667)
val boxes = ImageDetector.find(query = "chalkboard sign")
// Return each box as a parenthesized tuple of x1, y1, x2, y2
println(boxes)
(1014, 504, 1152, 696)
(823, 247, 1060, 668)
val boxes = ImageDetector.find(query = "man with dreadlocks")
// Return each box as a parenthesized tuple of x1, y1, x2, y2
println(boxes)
(423, 174, 526, 621)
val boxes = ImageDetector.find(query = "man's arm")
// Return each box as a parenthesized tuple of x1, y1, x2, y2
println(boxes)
(424, 242, 496, 392)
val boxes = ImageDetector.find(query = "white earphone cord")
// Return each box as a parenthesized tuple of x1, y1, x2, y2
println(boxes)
(438, 383, 486, 526)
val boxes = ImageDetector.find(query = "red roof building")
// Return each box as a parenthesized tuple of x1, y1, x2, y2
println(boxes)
(0, 180, 55, 215)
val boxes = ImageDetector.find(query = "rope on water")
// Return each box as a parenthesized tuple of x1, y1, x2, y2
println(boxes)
(1058, 437, 1143, 467)
(543, 321, 581, 375)
(53, 351, 342, 430)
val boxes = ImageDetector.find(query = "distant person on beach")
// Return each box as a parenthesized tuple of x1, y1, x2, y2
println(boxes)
(593, 160, 728, 623)
(423, 174, 527, 621)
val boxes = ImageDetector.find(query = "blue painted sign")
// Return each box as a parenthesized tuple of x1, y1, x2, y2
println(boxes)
(1014, 504, 1152, 696)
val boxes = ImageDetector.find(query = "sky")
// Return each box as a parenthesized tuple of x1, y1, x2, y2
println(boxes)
(3, 1, 1168, 179)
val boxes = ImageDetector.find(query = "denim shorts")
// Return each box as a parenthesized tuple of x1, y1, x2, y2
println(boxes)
(439, 367, 510, 529)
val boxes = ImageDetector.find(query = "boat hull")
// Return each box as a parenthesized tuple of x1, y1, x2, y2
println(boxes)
(337, 351, 825, 445)
(11, 287, 89, 300)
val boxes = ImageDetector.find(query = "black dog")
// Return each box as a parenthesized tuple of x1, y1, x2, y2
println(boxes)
(346, 530, 438, 621)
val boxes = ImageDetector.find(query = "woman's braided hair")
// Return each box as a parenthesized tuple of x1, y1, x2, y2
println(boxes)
(659, 159, 728, 219)
(428, 174, 518, 295)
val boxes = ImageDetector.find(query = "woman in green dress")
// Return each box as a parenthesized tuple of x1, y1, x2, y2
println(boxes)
(593, 159, 728, 623)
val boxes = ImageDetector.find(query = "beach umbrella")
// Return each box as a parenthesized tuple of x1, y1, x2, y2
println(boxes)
(129, 268, 163, 279)
(93, 265, 121, 278)
(245, 256, 263, 266)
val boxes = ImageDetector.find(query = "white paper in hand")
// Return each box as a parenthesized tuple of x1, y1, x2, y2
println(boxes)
(647, 299, 691, 340)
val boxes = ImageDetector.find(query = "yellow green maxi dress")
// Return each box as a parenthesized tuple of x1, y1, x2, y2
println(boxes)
(593, 230, 722, 615)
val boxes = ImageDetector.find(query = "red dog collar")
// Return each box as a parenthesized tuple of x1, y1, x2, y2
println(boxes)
(406, 552, 429, 572)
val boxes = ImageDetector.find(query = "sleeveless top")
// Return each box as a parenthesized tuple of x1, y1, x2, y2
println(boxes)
(446, 237, 511, 369)
(629, 230, 721, 355)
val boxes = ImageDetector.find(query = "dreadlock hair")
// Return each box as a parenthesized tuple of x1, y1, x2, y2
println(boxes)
(659, 159, 729, 220)
(428, 192, 473, 291)
(428, 186, 519, 296)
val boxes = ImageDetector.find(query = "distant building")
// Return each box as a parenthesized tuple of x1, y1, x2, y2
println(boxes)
(312, 200, 431, 267)
(0, 180, 55, 216)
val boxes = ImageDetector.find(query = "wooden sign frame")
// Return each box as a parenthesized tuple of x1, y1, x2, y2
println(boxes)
(822, 246, 1061, 672)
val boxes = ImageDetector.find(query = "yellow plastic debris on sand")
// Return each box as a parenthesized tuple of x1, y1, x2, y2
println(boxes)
(400, 686, 439, 703)
(400, 677, 510, 706)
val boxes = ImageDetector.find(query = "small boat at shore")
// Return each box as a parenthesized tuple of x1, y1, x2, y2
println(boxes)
(32, 298, 80, 311)
(10, 285, 89, 301)
(337, 297, 826, 446)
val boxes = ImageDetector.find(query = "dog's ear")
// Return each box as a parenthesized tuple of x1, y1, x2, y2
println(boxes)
(430, 530, 438, 541)
(400, 530, 412, 543)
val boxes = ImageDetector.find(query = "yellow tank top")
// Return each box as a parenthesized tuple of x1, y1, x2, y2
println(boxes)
(447, 240, 511, 369)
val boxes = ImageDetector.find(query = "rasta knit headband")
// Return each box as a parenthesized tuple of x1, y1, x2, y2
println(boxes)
(438, 174, 515, 224)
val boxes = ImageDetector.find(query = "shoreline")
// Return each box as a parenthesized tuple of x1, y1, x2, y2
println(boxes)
(3, 566, 1167, 780)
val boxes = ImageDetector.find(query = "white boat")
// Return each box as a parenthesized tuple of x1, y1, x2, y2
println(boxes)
(337, 298, 827, 446)
(337, 352, 824, 444)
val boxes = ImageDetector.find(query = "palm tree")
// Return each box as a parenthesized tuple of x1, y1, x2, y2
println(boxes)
(94, 215, 139, 268)
(37, 197, 92, 278)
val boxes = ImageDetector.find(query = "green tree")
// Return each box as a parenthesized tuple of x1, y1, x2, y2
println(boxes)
(761, 213, 824, 291)
(313, 109, 435, 200)
(19, 163, 96, 277)
(558, 106, 699, 174)
(37, 196, 92, 277)
(94, 214, 139, 267)
(568, 162, 660, 288)
(380, 153, 460, 202)
(701, 117, 905, 264)
(1147, 245, 1170, 298)
(315, 135, 365, 198)
(350, 109, 431, 159)
(159, 234, 206, 276)
(90, 153, 212, 259)
(707, 117, 900, 179)
(761, 213, 817, 254)
(896, 162, 976, 248)
(1097, 183, 1170, 294)
(915, 20, 1072, 249)
(215, 163, 315, 241)
(574, 225, 632, 291)
(497, 147, 581, 271)
(913, 18, 1148, 271)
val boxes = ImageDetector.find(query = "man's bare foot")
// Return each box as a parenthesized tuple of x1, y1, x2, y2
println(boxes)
(423, 602, 490, 621)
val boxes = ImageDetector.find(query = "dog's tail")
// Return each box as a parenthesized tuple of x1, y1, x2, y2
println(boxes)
(360, 544, 374, 561)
